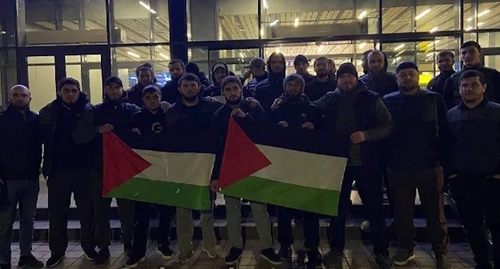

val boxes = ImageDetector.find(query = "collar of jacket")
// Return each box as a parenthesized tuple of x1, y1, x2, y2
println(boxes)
(458, 97, 488, 110)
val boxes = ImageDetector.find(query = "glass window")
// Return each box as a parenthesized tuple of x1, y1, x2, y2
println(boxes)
(260, 0, 378, 39)
(0, 1, 16, 47)
(187, 0, 258, 41)
(27, 56, 56, 112)
(479, 32, 500, 48)
(111, 0, 169, 43)
(464, 0, 500, 30)
(112, 45, 170, 89)
(65, 55, 103, 105)
(23, 0, 107, 45)
(0, 49, 17, 109)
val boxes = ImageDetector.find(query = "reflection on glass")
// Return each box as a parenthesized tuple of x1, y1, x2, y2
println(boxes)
(27, 56, 56, 112)
(65, 55, 103, 105)
(464, 0, 499, 31)
(479, 32, 500, 48)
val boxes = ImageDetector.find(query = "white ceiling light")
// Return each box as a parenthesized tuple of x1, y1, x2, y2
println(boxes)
(394, 44, 405, 51)
(159, 53, 169, 59)
(467, 17, 472, 22)
(415, 9, 431, 20)
(396, 56, 401, 61)
(359, 42, 367, 49)
(263, 0, 268, 9)
(260, 28, 264, 37)
(139, 1, 157, 14)
(270, 19, 279, 26)
(430, 27, 438, 33)
(1, 31, 6, 34)
(478, 9, 490, 17)
(426, 52, 434, 57)
(127, 51, 140, 58)
(294, 18, 299, 27)
(396, 49, 406, 56)
(239, 52, 244, 58)
(358, 10, 367, 20)
(317, 45, 324, 53)
(465, 26, 473, 31)
(275, 47, 280, 53)
(478, 22, 484, 27)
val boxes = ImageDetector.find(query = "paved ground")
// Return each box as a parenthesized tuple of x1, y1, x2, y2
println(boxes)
(7, 239, 477, 269)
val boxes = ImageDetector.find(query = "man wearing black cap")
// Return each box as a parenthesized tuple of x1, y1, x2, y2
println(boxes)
(127, 63, 155, 107)
(201, 62, 230, 102)
(360, 50, 398, 97)
(242, 57, 268, 98)
(39, 78, 95, 268)
(313, 63, 393, 269)
(254, 52, 286, 116)
(293, 54, 315, 84)
(74, 76, 141, 264)
(383, 62, 451, 268)
(303, 57, 337, 101)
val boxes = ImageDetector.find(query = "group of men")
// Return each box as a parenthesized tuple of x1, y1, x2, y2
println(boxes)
(0, 40, 499, 269)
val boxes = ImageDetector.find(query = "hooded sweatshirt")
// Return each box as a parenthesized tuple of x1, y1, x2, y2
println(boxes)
(186, 62, 211, 88)
(243, 72, 268, 98)
(304, 76, 337, 101)
(270, 93, 322, 129)
(253, 53, 286, 116)
(359, 51, 399, 97)
(202, 62, 229, 98)
(127, 63, 156, 107)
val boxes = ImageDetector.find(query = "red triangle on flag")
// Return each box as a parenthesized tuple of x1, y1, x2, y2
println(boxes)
(102, 132, 151, 196)
(218, 117, 271, 189)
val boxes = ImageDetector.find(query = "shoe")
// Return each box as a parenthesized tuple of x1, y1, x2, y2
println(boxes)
(0, 264, 10, 269)
(124, 242, 133, 256)
(157, 246, 174, 260)
(376, 254, 393, 269)
(360, 220, 371, 233)
(93, 248, 110, 265)
(18, 254, 44, 268)
(45, 254, 65, 268)
(437, 255, 452, 269)
(278, 246, 291, 260)
(178, 250, 194, 264)
(261, 248, 282, 265)
(225, 247, 242, 265)
(125, 253, 146, 268)
(202, 247, 219, 259)
(307, 249, 323, 267)
(83, 250, 98, 261)
(393, 249, 415, 266)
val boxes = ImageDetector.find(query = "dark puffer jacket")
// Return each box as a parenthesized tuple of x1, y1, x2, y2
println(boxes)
(359, 51, 399, 97)
(253, 53, 286, 116)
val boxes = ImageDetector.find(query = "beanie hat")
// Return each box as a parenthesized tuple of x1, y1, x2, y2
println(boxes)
(337, 63, 358, 78)
(396, 61, 419, 74)
(293, 54, 309, 66)
(185, 62, 200, 74)
(135, 63, 154, 76)
(104, 76, 123, 87)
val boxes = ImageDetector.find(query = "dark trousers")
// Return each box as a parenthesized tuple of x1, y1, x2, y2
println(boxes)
(388, 168, 448, 255)
(132, 202, 175, 255)
(48, 169, 94, 255)
(0, 179, 39, 265)
(451, 174, 500, 268)
(91, 170, 134, 250)
(277, 207, 319, 250)
(329, 166, 389, 256)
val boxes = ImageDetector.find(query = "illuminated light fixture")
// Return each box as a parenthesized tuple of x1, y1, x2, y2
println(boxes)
(415, 9, 431, 20)
(478, 9, 490, 17)
(426, 52, 434, 57)
(318, 45, 324, 52)
(430, 27, 438, 33)
(396, 49, 406, 56)
(396, 56, 401, 61)
(358, 10, 367, 20)
(263, 0, 268, 9)
(478, 22, 484, 27)
(294, 18, 299, 27)
(127, 51, 140, 58)
(270, 19, 279, 26)
(159, 53, 169, 59)
(467, 17, 472, 22)
(139, 1, 157, 14)
(465, 26, 473, 31)
(0, 31, 6, 34)
(260, 28, 264, 37)
(275, 47, 280, 53)
(359, 42, 367, 49)
(239, 52, 244, 58)
(394, 44, 405, 51)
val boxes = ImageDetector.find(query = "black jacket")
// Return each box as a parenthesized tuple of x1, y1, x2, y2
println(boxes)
(359, 52, 398, 97)
(160, 77, 181, 104)
(253, 61, 286, 116)
(126, 83, 148, 107)
(270, 94, 323, 129)
(0, 105, 42, 181)
(304, 76, 337, 101)
(427, 70, 455, 96)
(165, 98, 223, 135)
(130, 108, 167, 150)
(243, 72, 268, 98)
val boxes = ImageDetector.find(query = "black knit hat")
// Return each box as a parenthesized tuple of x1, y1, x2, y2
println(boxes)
(293, 54, 309, 66)
(396, 61, 419, 74)
(337, 63, 358, 78)
(135, 63, 154, 76)
(104, 76, 123, 87)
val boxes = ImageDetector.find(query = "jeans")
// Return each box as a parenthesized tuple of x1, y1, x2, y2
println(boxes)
(278, 206, 319, 250)
(132, 202, 174, 255)
(0, 179, 39, 265)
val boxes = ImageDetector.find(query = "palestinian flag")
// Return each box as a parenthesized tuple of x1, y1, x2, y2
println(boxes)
(218, 117, 349, 216)
(102, 131, 216, 210)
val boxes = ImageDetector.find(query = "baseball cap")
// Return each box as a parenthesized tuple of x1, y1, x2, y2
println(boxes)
(212, 62, 228, 72)
(245, 57, 266, 68)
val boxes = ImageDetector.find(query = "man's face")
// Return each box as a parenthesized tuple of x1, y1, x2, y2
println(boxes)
(269, 55, 284, 73)
(396, 68, 420, 92)
(179, 80, 201, 100)
(214, 68, 227, 84)
(9, 86, 31, 109)
(105, 82, 124, 101)
(314, 59, 329, 78)
(138, 70, 153, 86)
(169, 62, 185, 79)
(223, 81, 242, 102)
(461, 45, 481, 67)
(459, 76, 486, 103)
(285, 80, 304, 96)
(437, 55, 454, 72)
(368, 52, 385, 74)
(250, 66, 264, 77)
(58, 84, 80, 104)
(329, 60, 336, 74)
(143, 92, 161, 111)
(294, 62, 309, 75)
(337, 74, 358, 92)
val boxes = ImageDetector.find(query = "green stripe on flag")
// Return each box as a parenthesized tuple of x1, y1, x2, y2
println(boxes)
(221, 176, 340, 216)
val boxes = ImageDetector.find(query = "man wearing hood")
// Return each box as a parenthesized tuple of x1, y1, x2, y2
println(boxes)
(201, 62, 229, 102)
(328, 58, 337, 80)
(294, 54, 315, 84)
(360, 50, 399, 97)
(126, 63, 155, 107)
(242, 57, 268, 98)
(74, 76, 141, 265)
(254, 52, 286, 116)
(185, 62, 211, 88)
(360, 49, 373, 77)
(38, 78, 95, 268)
(160, 59, 186, 104)
(443, 41, 500, 109)
(312, 63, 393, 268)
(427, 51, 456, 96)
(304, 57, 337, 101)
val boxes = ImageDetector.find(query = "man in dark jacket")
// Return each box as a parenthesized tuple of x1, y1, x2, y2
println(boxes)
(294, 54, 315, 84)
(74, 76, 141, 264)
(126, 63, 155, 107)
(444, 41, 500, 109)
(0, 85, 43, 269)
(38, 78, 95, 268)
(160, 59, 186, 104)
(427, 51, 456, 96)
(313, 63, 393, 269)
(201, 61, 229, 102)
(360, 49, 373, 76)
(242, 57, 268, 98)
(360, 50, 399, 97)
(446, 70, 500, 269)
(383, 62, 451, 268)
(304, 56, 337, 101)
(185, 62, 210, 88)
(254, 52, 286, 116)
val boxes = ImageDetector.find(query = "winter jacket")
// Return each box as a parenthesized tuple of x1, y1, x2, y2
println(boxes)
(160, 77, 181, 104)
(130, 108, 167, 150)
(427, 70, 455, 96)
(304, 76, 337, 101)
(270, 94, 323, 129)
(253, 60, 286, 116)
(243, 72, 268, 98)
(165, 98, 223, 135)
(359, 51, 398, 97)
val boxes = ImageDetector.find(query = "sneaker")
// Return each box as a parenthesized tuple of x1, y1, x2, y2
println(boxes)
(225, 247, 242, 265)
(157, 246, 174, 260)
(18, 254, 44, 268)
(261, 248, 282, 265)
(83, 250, 98, 261)
(436, 255, 452, 269)
(93, 248, 110, 265)
(125, 253, 146, 268)
(178, 250, 194, 264)
(124, 243, 133, 256)
(278, 246, 291, 260)
(202, 247, 219, 259)
(307, 249, 323, 267)
(0, 264, 10, 269)
(393, 249, 415, 266)
(45, 254, 65, 268)
(376, 254, 393, 269)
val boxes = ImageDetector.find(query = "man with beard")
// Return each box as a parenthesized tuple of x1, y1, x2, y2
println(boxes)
(201, 62, 230, 102)
(360, 49, 373, 77)
(444, 41, 500, 109)
(161, 59, 186, 104)
(427, 51, 456, 96)
(360, 50, 399, 97)
(254, 52, 286, 116)
(165, 73, 222, 264)
(74, 76, 141, 264)
(0, 85, 43, 269)
(210, 76, 281, 266)
(446, 70, 500, 269)
(304, 57, 337, 101)
(383, 62, 451, 268)
(39, 78, 95, 268)
(243, 57, 268, 98)
(127, 63, 155, 107)
(294, 54, 315, 84)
